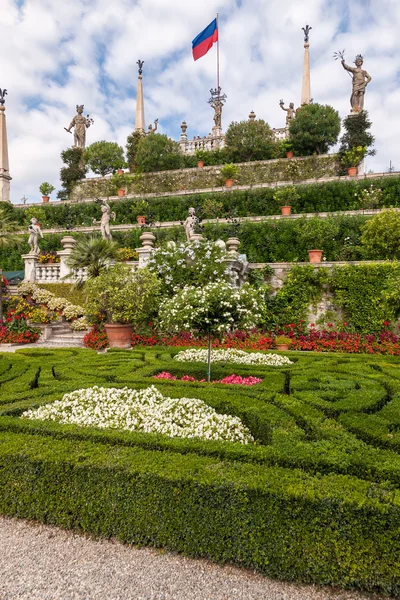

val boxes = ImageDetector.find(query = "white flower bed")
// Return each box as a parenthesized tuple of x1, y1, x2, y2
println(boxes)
(174, 348, 293, 366)
(21, 385, 253, 444)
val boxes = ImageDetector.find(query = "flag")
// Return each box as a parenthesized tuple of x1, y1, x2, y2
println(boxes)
(192, 18, 218, 61)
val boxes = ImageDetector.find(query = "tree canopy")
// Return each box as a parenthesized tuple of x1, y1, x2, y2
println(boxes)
(84, 141, 126, 177)
(135, 134, 182, 172)
(225, 119, 276, 162)
(289, 103, 341, 156)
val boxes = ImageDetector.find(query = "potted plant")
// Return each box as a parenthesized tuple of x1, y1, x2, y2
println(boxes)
(298, 217, 339, 263)
(273, 185, 300, 216)
(39, 182, 56, 203)
(111, 173, 131, 197)
(280, 139, 294, 159)
(220, 163, 239, 187)
(137, 215, 146, 225)
(116, 247, 139, 262)
(342, 146, 366, 177)
(38, 251, 60, 264)
(86, 264, 161, 348)
(195, 149, 208, 168)
(275, 335, 292, 351)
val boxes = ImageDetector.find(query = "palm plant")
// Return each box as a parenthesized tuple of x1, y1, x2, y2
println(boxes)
(0, 208, 23, 321)
(66, 236, 119, 283)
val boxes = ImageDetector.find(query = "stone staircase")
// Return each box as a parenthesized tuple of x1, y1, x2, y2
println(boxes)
(40, 321, 87, 347)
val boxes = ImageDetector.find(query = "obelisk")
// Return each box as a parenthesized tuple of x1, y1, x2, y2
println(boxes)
(0, 89, 11, 202)
(301, 25, 312, 106)
(135, 60, 146, 134)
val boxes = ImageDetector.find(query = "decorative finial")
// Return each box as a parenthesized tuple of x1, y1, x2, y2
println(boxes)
(0, 89, 7, 106)
(302, 25, 312, 43)
(137, 60, 144, 76)
(249, 110, 256, 121)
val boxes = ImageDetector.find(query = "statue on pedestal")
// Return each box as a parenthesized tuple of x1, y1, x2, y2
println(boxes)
(208, 86, 227, 131)
(64, 105, 94, 149)
(182, 207, 198, 241)
(28, 218, 43, 254)
(92, 200, 116, 241)
(146, 119, 158, 134)
(335, 51, 372, 113)
(279, 100, 296, 126)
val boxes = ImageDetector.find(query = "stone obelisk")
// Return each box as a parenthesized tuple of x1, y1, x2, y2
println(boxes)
(301, 25, 312, 105)
(135, 60, 146, 134)
(0, 89, 11, 202)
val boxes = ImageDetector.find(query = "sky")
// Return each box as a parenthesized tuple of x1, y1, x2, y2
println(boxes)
(0, 0, 398, 204)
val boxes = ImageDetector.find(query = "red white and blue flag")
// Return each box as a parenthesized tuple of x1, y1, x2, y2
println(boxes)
(192, 18, 218, 61)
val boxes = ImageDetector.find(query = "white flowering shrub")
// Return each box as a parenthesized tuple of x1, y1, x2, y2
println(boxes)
(70, 317, 90, 331)
(158, 281, 263, 336)
(17, 282, 85, 322)
(63, 303, 85, 320)
(174, 348, 293, 366)
(148, 240, 234, 295)
(21, 385, 253, 444)
(47, 296, 69, 311)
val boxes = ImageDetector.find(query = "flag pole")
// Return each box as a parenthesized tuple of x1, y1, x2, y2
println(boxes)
(216, 12, 220, 94)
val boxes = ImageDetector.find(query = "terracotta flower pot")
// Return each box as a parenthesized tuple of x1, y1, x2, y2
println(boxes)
(117, 169, 124, 174)
(118, 189, 125, 197)
(105, 323, 134, 349)
(137, 215, 146, 225)
(225, 179, 233, 187)
(276, 343, 290, 351)
(42, 196, 50, 203)
(197, 160, 204, 168)
(308, 249, 323, 263)
(347, 167, 357, 177)
(286, 151, 294, 159)
(281, 206, 291, 216)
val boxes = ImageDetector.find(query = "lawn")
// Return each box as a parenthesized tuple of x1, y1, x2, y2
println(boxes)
(0, 347, 399, 596)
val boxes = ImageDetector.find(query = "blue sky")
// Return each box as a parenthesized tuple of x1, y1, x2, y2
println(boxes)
(0, 0, 397, 204)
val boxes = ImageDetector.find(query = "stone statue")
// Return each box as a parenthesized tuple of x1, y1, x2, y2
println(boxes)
(146, 118, 158, 134)
(210, 101, 223, 129)
(65, 105, 94, 149)
(279, 100, 296, 126)
(28, 218, 43, 254)
(341, 55, 372, 113)
(183, 207, 197, 242)
(92, 200, 116, 241)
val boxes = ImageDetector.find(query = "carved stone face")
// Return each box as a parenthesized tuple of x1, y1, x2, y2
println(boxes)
(77, 106, 84, 115)
(289, 103, 294, 109)
(355, 57, 363, 67)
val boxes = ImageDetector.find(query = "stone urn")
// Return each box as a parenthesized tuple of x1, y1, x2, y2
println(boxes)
(140, 231, 156, 248)
(226, 237, 241, 255)
(190, 233, 204, 242)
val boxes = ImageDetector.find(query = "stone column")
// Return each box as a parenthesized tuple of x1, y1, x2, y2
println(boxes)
(0, 104, 11, 202)
(179, 121, 188, 153)
(136, 231, 156, 268)
(135, 75, 145, 134)
(57, 236, 76, 282)
(301, 42, 311, 105)
(22, 253, 39, 282)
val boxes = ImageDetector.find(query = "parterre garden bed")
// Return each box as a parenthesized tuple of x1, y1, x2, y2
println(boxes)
(0, 347, 399, 595)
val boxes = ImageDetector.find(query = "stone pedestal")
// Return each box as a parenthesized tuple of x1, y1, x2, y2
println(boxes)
(136, 231, 156, 268)
(190, 233, 204, 242)
(22, 253, 39, 281)
(57, 236, 76, 282)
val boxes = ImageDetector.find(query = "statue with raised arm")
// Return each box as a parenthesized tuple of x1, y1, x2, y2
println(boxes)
(92, 200, 116, 241)
(340, 54, 372, 112)
(146, 118, 158, 134)
(279, 100, 296, 126)
(28, 218, 43, 254)
(64, 105, 94, 149)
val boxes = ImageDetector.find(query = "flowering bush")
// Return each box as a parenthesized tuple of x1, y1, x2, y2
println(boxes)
(21, 385, 254, 444)
(116, 247, 139, 262)
(47, 296, 69, 311)
(174, 348, 292, 366)
(38, 251, 60, 264)
(0, 325, 40, 344)
(70, 316, 90, 331)
(29, 308, 54, 324)
(153, 372, 262, 385)
(17, 282, 85, 323)
(83, 325, 108, 350)
(148, 240, 232, 295)
(63, 302, 85, 320)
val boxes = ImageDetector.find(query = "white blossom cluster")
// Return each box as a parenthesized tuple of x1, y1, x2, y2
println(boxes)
(174, 348, 293, 366)
(21, 385, 254, 444)
(17, 282, 85, 321)
(70, 316, 90, 331)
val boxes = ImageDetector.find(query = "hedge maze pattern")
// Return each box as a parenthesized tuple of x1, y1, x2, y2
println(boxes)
(0, 348, 399, 595)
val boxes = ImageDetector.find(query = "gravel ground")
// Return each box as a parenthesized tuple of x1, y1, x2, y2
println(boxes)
(0, 517, 386, 600)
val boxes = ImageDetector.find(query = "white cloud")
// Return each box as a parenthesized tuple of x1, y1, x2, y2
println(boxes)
(0, 0, 397, 204)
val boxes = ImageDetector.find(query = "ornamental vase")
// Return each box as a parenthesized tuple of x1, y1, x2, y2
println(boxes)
(140, 231, 156, 248)
(118, 189, 125, 197)
(347, 167, 357, 177)
(226, 237, 241, 254)
(225, 178, 233, 187)
(286, 151, 294, 159)
(42, 196, 50, 203)
(308, 249, 323, 263)
(281, 206, 291, 216)
(137, 215, 146, 225)
(104, 323, 134, 349)
(276, 343, 290, 351)
(197, 161, 204, 168)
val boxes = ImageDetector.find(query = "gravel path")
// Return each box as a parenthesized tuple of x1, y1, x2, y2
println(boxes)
(0, 517, 385, 600)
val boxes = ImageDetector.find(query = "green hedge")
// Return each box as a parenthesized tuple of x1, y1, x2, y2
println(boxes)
(0, 348, 400, 594)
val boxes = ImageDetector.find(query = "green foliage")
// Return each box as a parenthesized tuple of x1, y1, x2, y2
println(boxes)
(297, 216, 340, 251)
(220, 163, 239, 179)
(0, 349, 400, 594)
(126, 130, 142, 171)
(339, 111, 375, 156)
(37, 283, 88, 307)
(273, 185, 300, 207)
(135, 134, 182, 172)
(39, 182, 55, 196)
(84, 141, 126, 177)
(342, 146, 366, 168)
(289, 103, 341, 155)
(361, 209, 400, 259)
(224, 119, 276, 162)
(86, 264, 161, 324)
(59, 148, 87, 199)
(66, 236, 119, 280)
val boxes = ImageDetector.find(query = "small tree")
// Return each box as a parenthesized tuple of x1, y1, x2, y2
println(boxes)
(225, 119, 276, 162)
(66, 236, 119, 281)
(158, 281, 263, 381)
(59, 148, 87, 199)
(361, 210, 400, 259)
(289, 103, 341, 156)
(339, 110, 375, 156)
(39, 182, 55, 197)
(126, 130, 142, 171)
(84, 141, 126, 177)
(135, 134, 182, 172)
